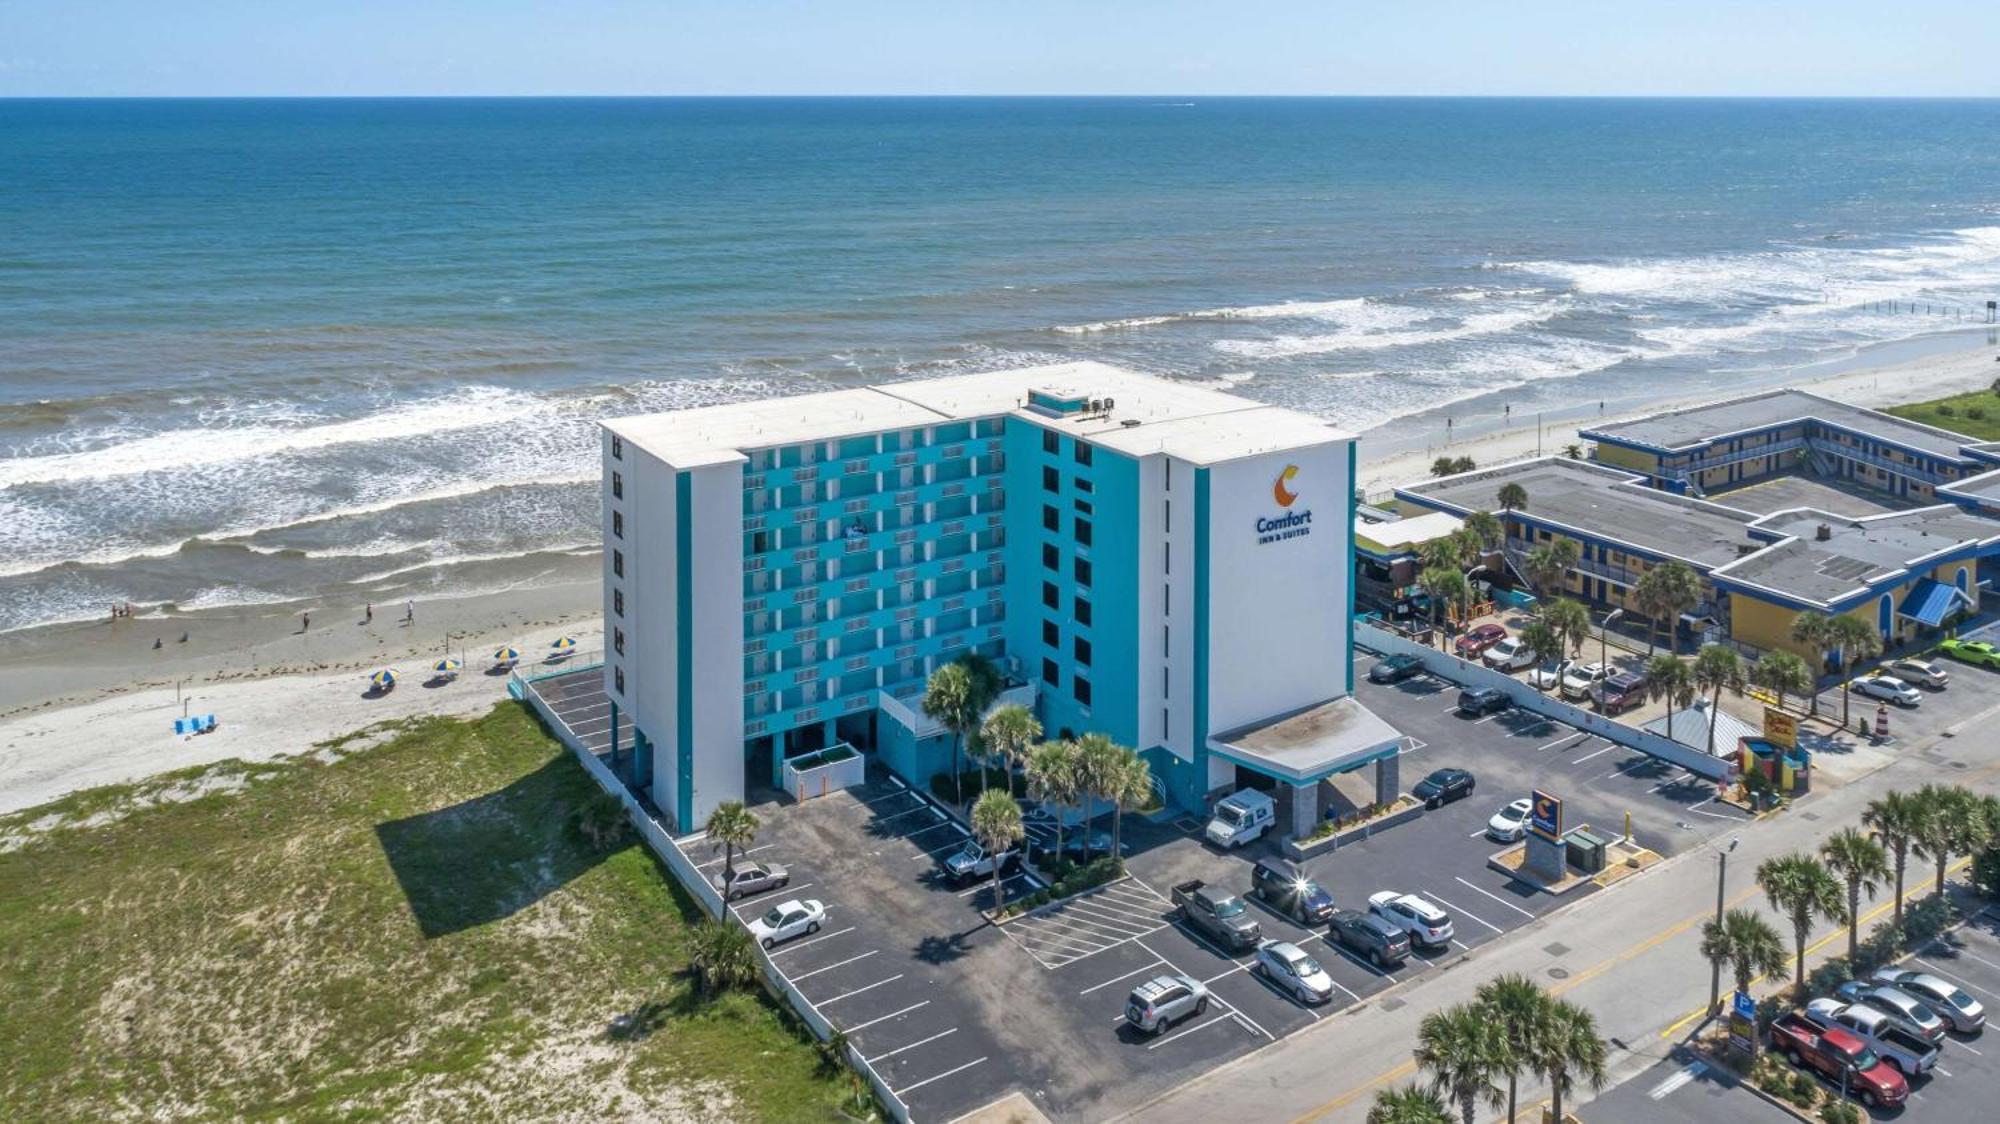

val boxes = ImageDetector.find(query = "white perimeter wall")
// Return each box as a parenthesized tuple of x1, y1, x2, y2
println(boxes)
(1202, 440, 1353, 736)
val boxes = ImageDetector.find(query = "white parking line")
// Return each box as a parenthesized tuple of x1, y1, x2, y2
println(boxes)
(1424, 892, 1502, 935)
(1146, 1012, 1236, 1050)
(869, 803, 939, 826)
(1572, 744, 1618, 766)
(1315, 936, 1401, 979)
(732, 885, 814, 916)
(1537, 732, 1591, 753)
(768, 925, 855, 956)
(818, 974, 905, 1005)
(1079, 960, 1168, 996)
(1925, 944, 2000, 976)
(1027, 910, 1157, 941)
(1935, 1065, 1955, 1078)
(789, 950, 878, 982)
(866, 1027, 958, 1063)
(1455, 876, 1537, 919)
(842, 1001, 929, 1034)
(693, 844, 775, 870)
(892, 1056, 988, 1096)
(956, 872, 1031, 898)
(1914, 956, 2000, 1000)
(1202, 961, 1255, 985)
(910, 833, 974, 860)
(1136, 937, 1273, 1042)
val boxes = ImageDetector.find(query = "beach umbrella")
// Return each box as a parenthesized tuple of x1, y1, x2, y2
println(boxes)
(370, 669, 397, 690)
(433, 658, 462, 674)
(493, 646, 520, 663)
(550, 636, 577, 651)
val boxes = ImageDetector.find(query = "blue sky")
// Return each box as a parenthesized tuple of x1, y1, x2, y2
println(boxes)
(2, 1, 1990, 97)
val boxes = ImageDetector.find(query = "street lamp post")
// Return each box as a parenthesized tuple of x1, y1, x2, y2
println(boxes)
(1600, 609, 1624, 673)
(1711, 835, 1740, 1015)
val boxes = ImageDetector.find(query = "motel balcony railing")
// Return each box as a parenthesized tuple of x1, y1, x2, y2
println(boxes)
(1805, 438, 1949, 486)
(1660, 436, 1806, 481)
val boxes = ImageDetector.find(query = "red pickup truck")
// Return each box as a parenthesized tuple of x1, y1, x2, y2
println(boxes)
(1769, 1012, 1908, 1109)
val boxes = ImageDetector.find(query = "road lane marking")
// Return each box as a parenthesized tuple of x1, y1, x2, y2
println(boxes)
(1649, 1061, 1706, 1099)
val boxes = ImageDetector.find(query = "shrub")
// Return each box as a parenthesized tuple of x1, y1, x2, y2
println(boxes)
(1969, 405, 1989, 421)
(1903, 894, 1957, 944)
(1820, 1100, 1861, 1124)
(1937, 404, 1957, 417)
(1974, 844, 2000, 900)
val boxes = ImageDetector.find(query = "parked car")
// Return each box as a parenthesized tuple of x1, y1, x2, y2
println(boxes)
(942, 840, 1019, 884)
(1804, 998, 1940, 1077)
(1413, 767, 1476, 809)
(1870, 966, 1987, 1032)
(1938, 637, 2000, 668)
(1849, 674, 1921, 707)
(1369, 653, 1425, 684)
(714, 861, 790, 901)
(1835, 980, 1948, 1044)
(1527, 658, 1573, 692)
(1591, 671, 1648, 715)
(1205, 788, 1276, 849)
(1172, 879, 1263, 951)
(1768, 1012, 1909, 1109)
(1368, 890, 1454, 949)
(747, 899, 826, 949)
(1027, 827, 1112, 865)
(1329, 908, 1412, 968)
(1455, 623, 1508, 657)
(1125, 973, 1208, 1035)
(1249, 856, 1336, 925)
(1457, 687, 1510, 716)
(1559, 661, 1607, 701)
(1486, 797, 1534, 842)
(1884, 658, 1950, 689)
(1482, 637, 1537, 671)
(1254, 940, 1336, 1005)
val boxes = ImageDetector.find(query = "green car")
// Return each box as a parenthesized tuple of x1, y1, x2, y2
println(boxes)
(1937, 638, 2000, 669)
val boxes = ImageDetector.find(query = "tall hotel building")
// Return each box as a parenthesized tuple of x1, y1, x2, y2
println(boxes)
(600, 362, 1402, 831)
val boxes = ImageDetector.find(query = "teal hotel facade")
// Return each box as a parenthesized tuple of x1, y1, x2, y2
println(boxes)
(600, 362, 1402, 833)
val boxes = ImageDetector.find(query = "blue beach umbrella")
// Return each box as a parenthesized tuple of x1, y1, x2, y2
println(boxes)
(370, 669, 397, 690)
(493, 646, 520, 663)
(550, 636, 577, 651)
(433, 658, 462, 674)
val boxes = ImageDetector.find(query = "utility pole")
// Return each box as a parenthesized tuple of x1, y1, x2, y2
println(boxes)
(1711, 836, 1740, 1015)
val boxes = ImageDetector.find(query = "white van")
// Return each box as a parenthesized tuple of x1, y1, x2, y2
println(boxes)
(1205, 789, 1276, 849)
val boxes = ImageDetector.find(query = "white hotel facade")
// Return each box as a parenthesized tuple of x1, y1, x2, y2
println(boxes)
(599, 362, 1402, 832)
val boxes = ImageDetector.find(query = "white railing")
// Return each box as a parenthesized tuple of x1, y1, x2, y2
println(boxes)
(878, 682, 1038, 740)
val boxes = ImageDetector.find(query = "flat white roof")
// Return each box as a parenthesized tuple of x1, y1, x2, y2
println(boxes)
(604, 361, 1349, 469)
(1354, 510, 1464, 554)
(1209, 696, 1404, 784)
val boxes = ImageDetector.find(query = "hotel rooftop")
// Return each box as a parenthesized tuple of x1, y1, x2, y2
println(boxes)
(1583, 387, 1977, 459)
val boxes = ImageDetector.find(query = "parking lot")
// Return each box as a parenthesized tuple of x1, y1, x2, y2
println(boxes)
(1586, 1049, 1796, 1124)
(1859, 904, 2000, 1118)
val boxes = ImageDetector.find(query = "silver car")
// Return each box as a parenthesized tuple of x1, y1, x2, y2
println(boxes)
(714, 861, 790, 901)
(1850, 675, 1921, 707)
(1872, 967, 1986, 1032)
(1885, 658, 1950, 689)
(1125, 973, 1209, 1034)
(1837, 980, 1947, 1044)
(1254, 940, 1336, 1005)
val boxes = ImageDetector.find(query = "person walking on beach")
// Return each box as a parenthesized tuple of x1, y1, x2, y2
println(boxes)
(404, 600, 414, 625)
(364, 603, 373, 625)
(301, 610, 311, 632)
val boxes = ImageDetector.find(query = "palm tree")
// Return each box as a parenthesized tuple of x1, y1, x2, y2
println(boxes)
(706, 800, 760, 881)
(1432, 456, 1460, 478)
(1757, 852, 1848, 987)
(1790, 610, 1838, 678)
(1106, 745, 1152, 862)
(1414, 1003, 1505, 1124)
(1631, 565, 1673, 659)
(1829, 614, 1883, 728)
(1463, 510, 1503, 554)
(1072, 733, 1123, 862)
(1863, 790, 1924, 931)
(1644, 654, 1696, 741)
(1690, 644, 1745, 757)
(1701, 908, 1787, 1012)
(980, 703, 1041, 799)
(922, 653, 1002, 805)
(1540, 597, 1592, 662)
(1535, 998, 1608, 1124)
(1751, 650, 1812, 715)
(686, 918, 757, 995)
(1474, 973, 1549, 1123)
(1497, 482, 1529, 516)
(1523, 540, 1578, 601)
(1368, 1086, 1454, 1124)
(971, 788, 1025, 913)
(1026, 739, 1079, 862)
(1516, 619, 1563, 693)
(1422, 567, 1472, 646)
(1420, 534, 1469, 577)
(1635, 560, 1701, 657)
(1912, 784, 1991, 901)
(1820, 828, 1890, 962)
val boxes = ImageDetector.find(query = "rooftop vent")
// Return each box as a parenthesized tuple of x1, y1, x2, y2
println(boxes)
(1815, 523, 1832, 541)
(1121, 418, 1141, 428)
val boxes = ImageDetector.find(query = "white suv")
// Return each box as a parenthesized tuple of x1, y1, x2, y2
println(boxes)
(1368, 891, 1454, 948)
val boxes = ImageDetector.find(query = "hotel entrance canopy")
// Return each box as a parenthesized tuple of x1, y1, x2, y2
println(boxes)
(1208, 697, 1403, 785)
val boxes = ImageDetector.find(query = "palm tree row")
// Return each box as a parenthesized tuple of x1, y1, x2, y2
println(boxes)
(1385, 974, 1607, 1124)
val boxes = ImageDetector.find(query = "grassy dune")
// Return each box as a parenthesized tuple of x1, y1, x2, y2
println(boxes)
(0, 702, 844, 1122)
(1885, 384, 2000, 441)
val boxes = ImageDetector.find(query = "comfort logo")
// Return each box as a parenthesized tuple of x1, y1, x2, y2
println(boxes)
(1272, 464, 1300, 507)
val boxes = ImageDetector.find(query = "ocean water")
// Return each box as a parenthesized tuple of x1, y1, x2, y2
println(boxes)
(3, 96, 2000, 634)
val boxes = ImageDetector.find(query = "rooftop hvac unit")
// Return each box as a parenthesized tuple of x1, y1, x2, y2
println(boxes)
(1103, 396, 1115, 413)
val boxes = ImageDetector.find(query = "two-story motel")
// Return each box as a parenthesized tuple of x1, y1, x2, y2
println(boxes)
(600, 362, 1403, 832)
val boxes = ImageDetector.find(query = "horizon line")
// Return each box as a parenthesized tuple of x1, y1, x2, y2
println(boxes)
(6, 92, 2000, 101)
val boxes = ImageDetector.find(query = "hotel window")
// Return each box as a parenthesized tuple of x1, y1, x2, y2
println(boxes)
(1043, 619, 1060, 647)
(1075, 477, 1093, 495)
(1074, 636, 1091, 666)
(611, 435, 623, 460)
(613, 588, 624, 617)
(611, 471, 623, 500)
(1075, 518, 1092, 547)
(614, 666, 625, 695)
(614, 628, 625, 656)
(1075, 597, 1092, 626)
(1042, 658, 1060, 687)
(1163, 542, 1170, 575)
(612, 511, 624, 539)
(1074, 557, 1092, 587)
(1043, 466, 1060, 493)
(612, 549, 624, 578)
(1043, 543, 1060, 571)
(1164, 499, 1171, 534)
(1043, 581, 1060, 610)
(1073, 676, 1091, 706)
(1074, 498, 1093, 515)
(1043, 505, 1060, 532)
(1043, 429, 1060, 454)
(1074, 442, 1092, 466)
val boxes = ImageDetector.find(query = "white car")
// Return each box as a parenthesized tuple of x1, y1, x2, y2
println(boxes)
(1486, 797, 1534, 842)
(1884, 658, 1950, 689)
(1871, 966, 1986, 1032)
(1482, 637, 1537, 672)
(1368, 890, 1454, 948)
(747, 898, 825, 949)
(1850, 675, 1921, 707)
(1254, 940, 1336, 1005)
(1559, 662, 1606, 701)
(1527, 659, 1572, 692)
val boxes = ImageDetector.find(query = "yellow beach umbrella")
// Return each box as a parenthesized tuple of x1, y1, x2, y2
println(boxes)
(370, 669, 397, 690)
(433, 658, 462, 674)
(493, 646, 520, 663)
(550, 636, 577, 651)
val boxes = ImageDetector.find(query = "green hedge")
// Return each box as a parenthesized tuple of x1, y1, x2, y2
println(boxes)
(996, 856, 1124, 919)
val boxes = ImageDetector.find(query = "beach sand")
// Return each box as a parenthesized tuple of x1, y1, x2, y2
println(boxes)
(4, 334, 1996, 815)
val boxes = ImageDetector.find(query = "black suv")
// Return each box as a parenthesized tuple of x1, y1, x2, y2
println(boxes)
(1329, 908, 1411, 968)
(1456, 686, 1509, 716)
(1413, 767, 1475, 808)
(1249, 857, 1336, 924)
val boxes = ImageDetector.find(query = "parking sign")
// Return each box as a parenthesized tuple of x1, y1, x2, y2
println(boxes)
(1530, 790, 1561, 839)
